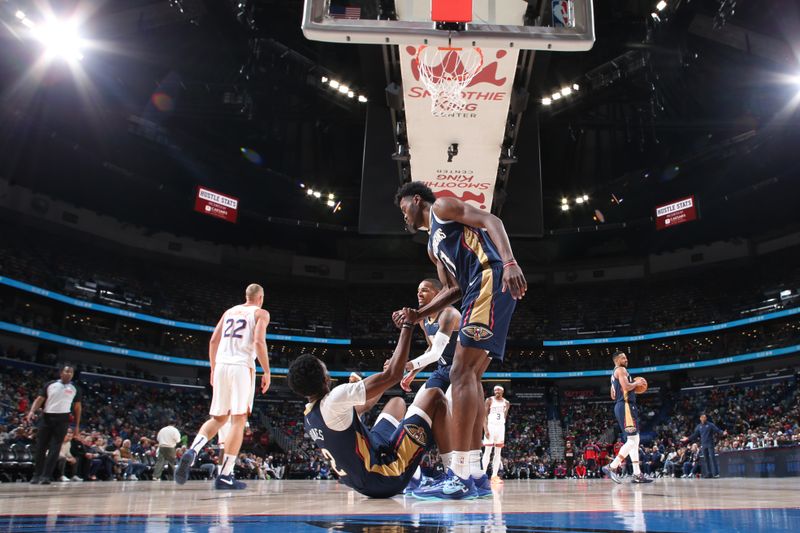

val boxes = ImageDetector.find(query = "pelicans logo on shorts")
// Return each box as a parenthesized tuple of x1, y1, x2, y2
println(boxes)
(403, 424, 428, 447)
(461, 325, 494, 341)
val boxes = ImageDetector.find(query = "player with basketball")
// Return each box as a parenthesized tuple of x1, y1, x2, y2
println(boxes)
(602, 351, 652, 484)
(395, 181, 526, 499)
(175, 283, 271, 489)
(287, 308, 449, 498)
(483, 385, 510, 482)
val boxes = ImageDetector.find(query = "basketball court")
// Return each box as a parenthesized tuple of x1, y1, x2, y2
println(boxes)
(2, 479, 798, 531)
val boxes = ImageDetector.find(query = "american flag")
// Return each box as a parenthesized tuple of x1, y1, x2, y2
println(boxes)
(329, 5, 361, 20)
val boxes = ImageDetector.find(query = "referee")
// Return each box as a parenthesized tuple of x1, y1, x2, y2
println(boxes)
(25, 363, 82, 485)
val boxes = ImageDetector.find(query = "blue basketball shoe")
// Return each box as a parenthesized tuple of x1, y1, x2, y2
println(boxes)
(412, 469, 477, 500)
(602, 466, 622, 484)
(472, 473, 493, 497)
(174, 449, 196, 485)
(215, 474, 247, 490)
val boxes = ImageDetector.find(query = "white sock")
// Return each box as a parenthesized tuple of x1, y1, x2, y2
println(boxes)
(491, 446, 502, 476)
(220, 454, 236, 476)
(413, 466, 421, 481)
(482, 446, 493, 473)
(190, 434, 209, 455)
(451, 451, 470, 480)
(440, 451, 453, 471)
(629, 436, 641, 475)
(469, 450, 483, 478)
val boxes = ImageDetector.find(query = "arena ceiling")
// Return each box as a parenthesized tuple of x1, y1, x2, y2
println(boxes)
(0, 0, 798, 261)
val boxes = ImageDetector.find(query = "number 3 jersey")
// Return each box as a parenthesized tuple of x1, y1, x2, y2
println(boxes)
(303, 380, 432, 498)
(216, 304, 259, 369)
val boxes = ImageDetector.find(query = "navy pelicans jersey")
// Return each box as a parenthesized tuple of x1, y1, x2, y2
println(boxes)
(421, 312, 458, 367)
(427, 210, 516, 360)
(611, 366, 639, 435)
(303, 385, 431, 498)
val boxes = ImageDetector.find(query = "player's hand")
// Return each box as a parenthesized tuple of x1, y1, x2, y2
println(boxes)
(501, 263, 527, 300)
(261, 373, 271, 394)
(25, 411, 35, 424)
(402, 307, 421, 324)
(391, 310, 405, 329)
(400, 369, 420, 392)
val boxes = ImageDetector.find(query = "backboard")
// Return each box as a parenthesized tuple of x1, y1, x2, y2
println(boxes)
(302, 0, 594, 51)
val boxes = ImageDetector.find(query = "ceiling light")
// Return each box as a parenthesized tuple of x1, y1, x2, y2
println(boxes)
(561, 87, 572, 96)
(656, 1, 667, 11)
(313, 191, 321, 198)
(541, 97, 552, 105)
(575, 197, 584, 204)
(329, 80, 340, 89)
(306, 189, 314, 196)
(328, 193, 335, 200)
(15, 10, 26, 20)
(561, 197, 568, 204)
(552, 93, 561, 101)
(33, 18, 86, 62)
(347, 90, 354, 98)
(651, 13, 661, 22)
(561, 204, 569, 211)
(358, 95, 368, 103)
(583, 194, 589, 201)
(321, 76, 328, 83)
(572, 83, 580, 91)
(338, 85, 349, 94)
(326, 200, 335, 207)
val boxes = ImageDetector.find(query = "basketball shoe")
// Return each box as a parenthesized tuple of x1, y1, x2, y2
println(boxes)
(175, 449, 196, 485)
(215, 474, 247, 490)
(631, 474, 654, 484)
(602, 466, 622, 484)
(473, 473, 493, 497)
(412, 469, 477, 500)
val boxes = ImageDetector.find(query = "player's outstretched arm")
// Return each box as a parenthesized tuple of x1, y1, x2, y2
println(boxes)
(361, 310, 415, 403)
(433, 197, 527, 300)
(254, 309, 271, 393)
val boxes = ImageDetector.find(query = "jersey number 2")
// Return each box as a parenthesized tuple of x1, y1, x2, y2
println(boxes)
(320, 448, 347, 477)
(223, 319, 247, 339)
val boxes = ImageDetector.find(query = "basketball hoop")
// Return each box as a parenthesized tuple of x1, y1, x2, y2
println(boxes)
(415, 45, 484, 116)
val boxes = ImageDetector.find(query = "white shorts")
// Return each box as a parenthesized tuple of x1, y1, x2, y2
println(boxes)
(484, 424, 506, 446)
(209, 364, 255, 416)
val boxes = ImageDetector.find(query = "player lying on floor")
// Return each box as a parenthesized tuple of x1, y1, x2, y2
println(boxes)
(288, 308, 452, 498)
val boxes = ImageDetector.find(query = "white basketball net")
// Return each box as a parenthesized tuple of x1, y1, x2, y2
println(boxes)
(416, 46, 484, 117)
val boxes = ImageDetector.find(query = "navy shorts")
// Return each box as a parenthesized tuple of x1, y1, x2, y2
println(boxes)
(614, 401, 639, 436)
(354, 411, 434, 498)
(458, 264, 516, 361)
(425, 365, 451, 392)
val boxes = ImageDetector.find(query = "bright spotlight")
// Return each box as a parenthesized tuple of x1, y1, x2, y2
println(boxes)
(329, 80, 340, 89)
(34, 19, 85, 62)
(561, 87, 572, 96)
(583, 194, 589, 201)
(321, 76, 329, 83)
(306, 189, 314, 196)
(326, 200, 335, 207)
(358, 95, 368, 103)
(313, 191, 321, 198)
(561, 204, 570, 211)
(552, 92, 562, 101)
(573, 83, 580, 91)
(15, 10, 26, 20)
(651, 12, 661, 22)
(347, 90, 354, 98)
(338, 85, 349, 94)
(328, 193, 335, 200)
(542, 97, 552, 105)
(561, 197, 568, 204)
(656, 1, 667, 11)
(575, 197, 584, 205)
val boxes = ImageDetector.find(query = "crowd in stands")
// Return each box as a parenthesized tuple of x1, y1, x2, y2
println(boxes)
(2, 228, 799, 347)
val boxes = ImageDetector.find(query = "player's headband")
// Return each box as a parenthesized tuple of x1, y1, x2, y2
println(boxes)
(494, 386, 504, 392)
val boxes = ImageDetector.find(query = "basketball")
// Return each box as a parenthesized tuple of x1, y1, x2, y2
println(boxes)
(634, 377, 648, 394)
